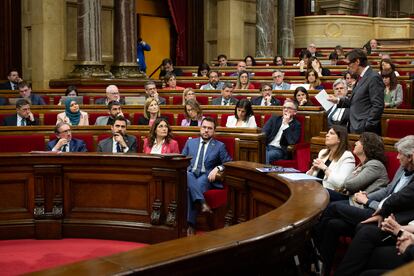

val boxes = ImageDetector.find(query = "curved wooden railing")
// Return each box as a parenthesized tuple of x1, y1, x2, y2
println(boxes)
(30, 160, 329, 275)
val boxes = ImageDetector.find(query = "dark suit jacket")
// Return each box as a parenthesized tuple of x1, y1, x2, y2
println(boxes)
(0, 82, 15, 90)
(327, 105, 350, 129)
(211, 96, 238, 106)
(26, 93, 46, 105)
(262, 115, 301, 152)
(1, 114, 39, 126)
(137, 115, 168, 126)
(251, 96, 280, 106)
(0, 97, 8, 105)
(94, 97, 126, 105)
(338, 66, 384, 134)
(47, 138, 87, 152)
(97, 134, 137, 153)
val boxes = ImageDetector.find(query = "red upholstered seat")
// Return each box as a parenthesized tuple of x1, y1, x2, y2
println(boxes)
(310, 96, 321, 106)
(220, 114, 231, 127)
(386, 119, 414, 138)
(48, 133, 95, 152)
(0, 135, 45, 152)
(41, 96, 50, 105)
(44, 112, 58, 125)
(204, 186, 228, 209)
(0, 114, 14, 125)
(88, 112, 109, 125)
(385, 151, 399, 180)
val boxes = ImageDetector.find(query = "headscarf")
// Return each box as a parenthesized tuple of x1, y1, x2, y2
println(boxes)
(64, 98, 80, 125)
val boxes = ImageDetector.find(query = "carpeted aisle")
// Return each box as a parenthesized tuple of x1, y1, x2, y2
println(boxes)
(0, 239, 147, 275)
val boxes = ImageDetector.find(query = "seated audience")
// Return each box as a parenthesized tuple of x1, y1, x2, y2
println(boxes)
(197, 63, 210, 77)
(337, 135, 414, 275)
(159, 58, 183, 79)
(163, 72, 185, 90)
(211, 82, 238, 106)
(307, 42, 323, 57)
(182, 87, 197, 105)
(273, 55, 286, 66)
(327, 78, 350, 128)
(251, 83, 281, 106)
(95, 85, 125, 105)
(95, 100, 130, 126)
(328, 52, 338, 65)
(244, 55, 256, 66)
(305, 69, 324, 90)
(200, 71, 224, 90)
(235, 70, 255, 90)
(1, 98, 39, 126)
(47, 122, 87, 152)
(57, 98, 89, 126)
(313, 135, 414, 276)
(296, 49, 312, 71)
(294, 86, 313, 107)
(18, 81, 45, 105)
(230, 61, 247, 77)
(271, 70, 290, 90)
(262, 99, 301, 164)
(382, 70, 403, 108)
(145, 81, 166, 105)
(181, 99, 204, 126)
(182, 117, 232, 235)
(217, 54, 230, 67)
(334, 45, 345, 59)
(226, 99, 257, 128)
(58, 85, 79, 105)
(327, 132, 389, 202)
(97, 116, 137, 153)
(344, 70, 358, 94)
(143, 118, 180, 154)
(306, 125, 355, 191)
(0, 69, 22, 90)
(380, 58, 400, 77)
(306, 56, 331, 76)
(138, 98, 162, 126)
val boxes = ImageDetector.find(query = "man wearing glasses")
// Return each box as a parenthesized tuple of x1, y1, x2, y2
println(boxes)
(251, 83, 281, 106)
(262, 99, 301, 164)
(47, 122, 87, 152)
(95, 85, 125, 105)
(271, 70, 290, 90)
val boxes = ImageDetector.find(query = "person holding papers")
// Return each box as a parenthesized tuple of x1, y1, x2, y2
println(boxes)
(306, 125, 355, 192)
(326, 79, 350, 128)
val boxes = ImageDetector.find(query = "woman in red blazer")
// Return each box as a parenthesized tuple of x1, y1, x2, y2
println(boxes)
(143, 117, 180, 154)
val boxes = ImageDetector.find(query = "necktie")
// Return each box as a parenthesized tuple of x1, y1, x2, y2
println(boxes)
(61, 144, 68, 152)
(223, 99, 229, 106)
(194, 141, 206, 177)
(264, 101, 268, 106)
(13, 84, 17, 90)
(20, 119, 26, 126)
(116, 142, 122, 153)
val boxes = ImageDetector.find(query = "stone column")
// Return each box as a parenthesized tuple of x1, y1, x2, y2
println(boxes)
(255, 0, 275, 57)
(359, 0, 373, 17)
(110, 0, 143, 78)
(374, 0, 387, 17)
(69, 0, 111, 78)
(277, 0, 295, 57)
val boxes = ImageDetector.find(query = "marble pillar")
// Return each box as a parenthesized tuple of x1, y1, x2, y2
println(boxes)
(277, 0, 294, 57)
(69, 0, 111, 78)
(255, 0, 275, 57)
(359, 0, 373, 17)
(110, 0, 143, 78)
(374, 0, 387, 17)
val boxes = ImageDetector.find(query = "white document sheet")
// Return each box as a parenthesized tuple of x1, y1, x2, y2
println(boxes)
(278, 173, 321, 181)
(315, 89, 334, 111)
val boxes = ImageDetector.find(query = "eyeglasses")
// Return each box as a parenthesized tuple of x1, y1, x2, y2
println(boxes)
(273, 75, 283, 78)
(59, 129, 71, 134)
(263, 88, 272, 91)
(283, 106, 297, 111)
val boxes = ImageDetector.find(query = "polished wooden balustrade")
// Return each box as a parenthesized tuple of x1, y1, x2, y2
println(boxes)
(29, 160, 328, 275)
(0, 153, 190, 243)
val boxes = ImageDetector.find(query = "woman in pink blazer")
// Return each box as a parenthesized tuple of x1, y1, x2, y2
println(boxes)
(143, 117, 180, 154)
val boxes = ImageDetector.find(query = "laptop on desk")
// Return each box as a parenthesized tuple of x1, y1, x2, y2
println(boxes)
(124, 96, 146, 105)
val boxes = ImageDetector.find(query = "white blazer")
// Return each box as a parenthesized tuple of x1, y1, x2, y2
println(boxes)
(309, 149, 355, 191)
(225, 115, 257, 128)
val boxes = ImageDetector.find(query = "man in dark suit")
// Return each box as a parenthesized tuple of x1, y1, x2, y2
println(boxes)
(97, 116, 137, 153)
(144, 81, 166, 105)
(47, 122, 87, 152)
(251, 83, 281, 106)
(1, 99, 39, 126)
(328, 48, 384, 134)
(211, 82, 238, 106)
(18, 81, 46, 105)
(94, 85, 125, 105)
(182, 117, 232, 236)
(314, 135, 414, 275)
(262, 99, 301, 164)
(0, 70, 22, 90)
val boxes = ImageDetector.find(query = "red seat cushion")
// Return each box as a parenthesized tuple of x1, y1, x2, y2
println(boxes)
(385, 151, 399, 180)
(215, 136, 235, 159)
(0, 135, 45, 152)
(89, 112, 109, 125)
(204, 186, 228, 209)
(386, 119, 414, 138)
(44, 112, 58, 125)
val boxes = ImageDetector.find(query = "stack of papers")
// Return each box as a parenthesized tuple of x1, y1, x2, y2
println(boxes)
(278, 173, 322, 181)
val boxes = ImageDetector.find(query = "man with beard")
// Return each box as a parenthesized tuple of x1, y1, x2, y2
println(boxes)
(95, 100, 130, 126)
(200, 71, 224, 90)
(97, 116, 137, 153)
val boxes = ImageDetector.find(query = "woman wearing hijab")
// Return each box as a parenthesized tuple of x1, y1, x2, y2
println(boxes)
(56, 98, 89, 126)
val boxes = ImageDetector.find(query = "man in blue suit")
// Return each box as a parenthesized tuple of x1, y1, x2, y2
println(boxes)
(47, 122, 87, 152)
(182, 117, 232, 236)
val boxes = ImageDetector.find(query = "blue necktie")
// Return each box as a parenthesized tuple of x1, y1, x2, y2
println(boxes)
(194, 141, 206, 177)
(223, 99, 229, 106)
(116, 142, 122, 153)
(20, 119, 26, 126)
(61, 145, 68, 152)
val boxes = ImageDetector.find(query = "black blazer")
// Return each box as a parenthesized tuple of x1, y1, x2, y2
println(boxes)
(251, 96, 281, 106)
(137, 115, 168, 126)
(262, 115, 301, 152)
(0, 82, 14, 90)
(1, 114, 39, 126)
